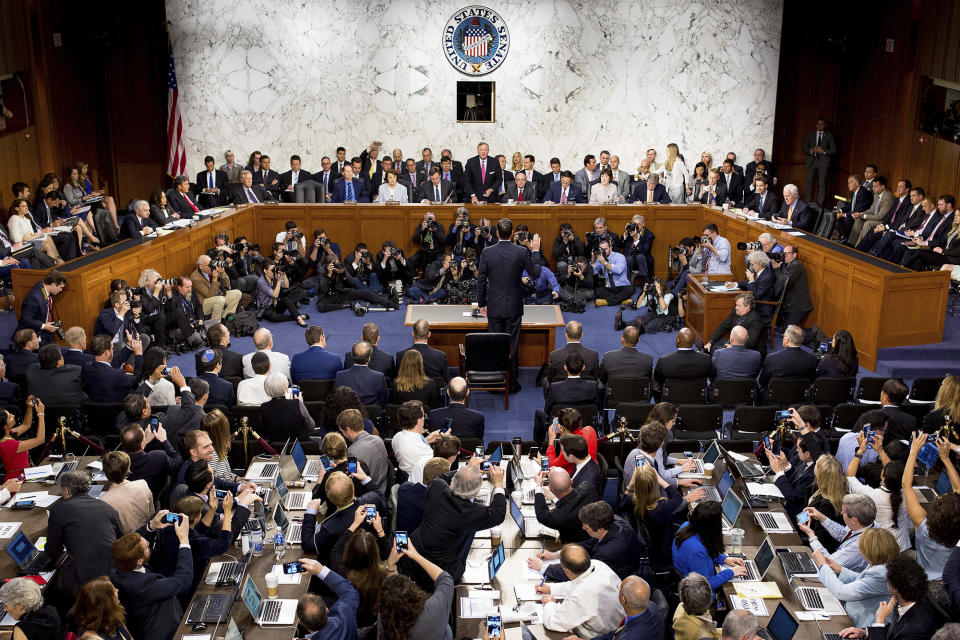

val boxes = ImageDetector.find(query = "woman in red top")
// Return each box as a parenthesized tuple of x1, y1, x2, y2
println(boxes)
(0, 398, 46, 481)
(545, 406, 598, 474)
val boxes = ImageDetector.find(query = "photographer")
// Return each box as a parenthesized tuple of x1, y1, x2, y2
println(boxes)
(257, 260, 308, 326)
(583, 217, 619, 255)
(376, 241, 411, 298)
(94, 290, 152, 353)
(446, 249, 480, 304)
(614, 278, 678, 333)
(698, 223, 731, 273)
(410, 212, 446, 271)
(225, 236, 260, 295)
(136, 269, 175, 349)
(772, 244, 814, 331)
(405, 253, 451, 304)
(345, 243, 382, 292)
(668, 237, 701, 297)
(275, 221, 307, 257)
(169, 276, 206, 350)
(552, 223, 584, 283)
(559, 256, 595, 304)
(621, 214, 655, 279)
(522, 264, 560, 305)
(315, 256, 395, 313)
(591, 238, 633, 306)
(190, 254, 242, 324)
(446, 207, 475, 257)
(475, 218, 497, 254)
(738, 232, 783, 266)
(277, 248, 311, 289)
(308, 229, 342, 271)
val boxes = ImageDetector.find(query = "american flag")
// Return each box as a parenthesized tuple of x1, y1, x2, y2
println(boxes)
(166, 42, 186, 177)
(463, 18, 488, 57)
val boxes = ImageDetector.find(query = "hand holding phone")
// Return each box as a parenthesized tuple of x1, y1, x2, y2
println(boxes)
(283, 561, 305, 574)
(486, 615, 503, 638)
(796, 511, 810, 525)
(347, 457, 358, 474)
(395, 531, 408, 552)
(163, 513, 182, 525)
(365, 506, 376, 522)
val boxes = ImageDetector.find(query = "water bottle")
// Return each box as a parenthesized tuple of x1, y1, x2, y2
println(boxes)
(251, 523, 263, 557)
(274, 532, 286, 561)
(241, 528, 250, 555)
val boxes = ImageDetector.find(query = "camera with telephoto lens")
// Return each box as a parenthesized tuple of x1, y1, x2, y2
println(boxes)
(427, 220, 444, 234)
(291, 230, 304, 239)
(160, 277, 178, 287)
(515, 230, 528, 243)
(332, 262, 345, 273)
(626, 223, 638, 234)
(737, 241, 762, 251)
(693, 236, 705, 245)
(562, 228, 574, 240)
(318, 237, 330, 246)
(585, 231, 599, 244)
(210, 259, 227, 269)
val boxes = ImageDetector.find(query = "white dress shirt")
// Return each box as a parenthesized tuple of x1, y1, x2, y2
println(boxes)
(237, 374, 271, 406)
(543, 560, 626, 637)
(241, 349, 291, 382)
(391, 429, 434, 476)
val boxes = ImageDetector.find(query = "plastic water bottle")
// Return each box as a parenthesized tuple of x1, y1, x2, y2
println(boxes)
(251, 523, 263, 557)
(274, 532, 286, 561)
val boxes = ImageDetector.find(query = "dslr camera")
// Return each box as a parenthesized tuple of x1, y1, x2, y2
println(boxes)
(585, 231, 599, 244)
(737, 241, 762, 251)
(210, 259, 227, 270)
(479, 225, 491, 237)
(561, 228, 574, 240)
(625, 223, 638, 234)
(515, 230, 528, 243)
(290, 230, 304, 240)
(317, 237, 330, 246)
(458, 215, 471, 230)
(52, 321, 65, 340)
(361, 250, 371, 260)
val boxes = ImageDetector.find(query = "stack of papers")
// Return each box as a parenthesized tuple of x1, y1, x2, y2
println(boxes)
(514, 584, 563, 601)
(730, 596, 768, 616)
(23, 465, 55, 480)
(734, 582, 782, 599)
(746, 482, 784, 499)
(460, 596, 498, 617)
(0, 522, 22, 538)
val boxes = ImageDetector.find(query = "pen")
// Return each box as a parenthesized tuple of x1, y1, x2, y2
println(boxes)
(538, 576, 546, 589)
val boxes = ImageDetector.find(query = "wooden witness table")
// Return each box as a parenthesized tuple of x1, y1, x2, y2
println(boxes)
(403, 304, 564, 367)
(11, 202, 949, 370)
(682, 276, 739, 346)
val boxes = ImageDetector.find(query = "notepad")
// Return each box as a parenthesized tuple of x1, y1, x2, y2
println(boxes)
(746, 482, 784, 499)
(730, 596, 768, 616)
(523, 559, 559, 580)
(734, 582, 782, 599)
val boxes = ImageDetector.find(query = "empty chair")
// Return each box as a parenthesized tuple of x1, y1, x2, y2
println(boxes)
(605, 377, 651, 409)
(614, 402, 653, 430)
(675, 404, 723, 435)
(908, 377, 944, 405)
(459, 332, 511, 410)
(710, 378, 758, 407)
(661, 378, 708, 405)
(298, 379, 336, 402)
(82, 402, 124, 435)
(810, 377, 856, 406)
(383, 403, 403, 436)
(855, 376, 887, 405)
(728, 405, 778, 437)
(766, 377, 810, 407)
(231, 404, 262, 431)
(831, 403, 872, 432)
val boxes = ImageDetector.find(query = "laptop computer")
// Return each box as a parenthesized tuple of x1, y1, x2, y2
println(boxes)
(488, 542, 505, 583)
(719, 443, 765, 479)
(916, 471, 952, 503)
(273, 503, 302, 544)
(246, 455, 280, 484)
(701, 469, 734, 503)
(795, 586, 845, 615)
(721, 488, 744, 532)
(4, 532, 55, 574)
(188, 553, 251, 623)
(225, 618, 244, 640)
(778, 546, 818, 578)
(292, 440, 322, 479)
(729, 536, 775, 582)
(240, 575, 297, 625)
(739, 488, 794, 533)
(756, 603, 799, 640)
(679, 441, 721, 478)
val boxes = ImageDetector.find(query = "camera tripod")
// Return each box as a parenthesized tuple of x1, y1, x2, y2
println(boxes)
(38, 416, 106, 462)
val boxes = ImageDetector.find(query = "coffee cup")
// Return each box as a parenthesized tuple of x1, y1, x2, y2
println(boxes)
(265, 572, 279, 599)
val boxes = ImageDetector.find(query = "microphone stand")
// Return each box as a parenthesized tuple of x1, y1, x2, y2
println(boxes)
(38, 416, 106, 462)
(231, 417, 278, 464)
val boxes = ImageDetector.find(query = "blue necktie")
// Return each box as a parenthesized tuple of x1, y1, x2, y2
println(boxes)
(346, 182, 354, 201)
(208, 173, 213, 188)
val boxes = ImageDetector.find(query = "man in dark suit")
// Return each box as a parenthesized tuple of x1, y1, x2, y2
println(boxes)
(561, 433, 603, 497)
(534, 467, 597, 543)
(61, 327, 94, 368)
(196, 155, 229, 208)
(773, 185, 815, 231)
(477, 218, 543, 393)
(5, 330, 39, 385)
(599, 326, 654, 383)
(0, 357, 22, 407)
(415, 147, 436, 175)
(197, 324, 242, 379)
(802, 117, 837, 207)
(165, 176, 201, 218)
(26, 344, 88, 407)
(196, 348, 235, 408)
(769, 432, 821, 518)
(32, 191, 79, 260)
(835, 174, 876, 241)
(290, 325, 343, 383)
(120, 199, 155, 239)
(330, 165, 370, 203)
(848, 555, 944, 640)
(653, 328, 712, 399)
(464, 142, 502, 203)
(343, 322, 395, 378)
(742, 176, 779, 219)
(436, 156, 464, 202)
(758, 325, 818, 389)
(83, 334, 144, 403)
(536, 354, 599, 442)
(548, 321, 601, 382)
(538, 158, 563, 199)
(745, 149, 776, 184)
(396, 319, 451, 382)
(277, 155, 312, 203)
(399, 158, 427, 192)
(729, 251, 776, 322)
(439, 149, 464, 174)
(120, 422, 182, 500)
(711, 326, 762, 379)
(858, 185, 925, 254)
(877, 378, 917, 441)
(706, 292, 766, 354)
(542, 171, 583, 203)
(111, 517, 194, 640)
(628, 174, 672, 204)
(517, 154, 544, 201)
(334, 341, 388, 407)
(47, 470, 124, 603)
(417, 167, 456, 203)
(428, 376, 484, 439)
(18, 271, 67, 346)
(410, 464, 506, 583)
(773, 246, 814, 328)
(230, 170, 271, 204)
(502, 171, 536, 202)
(716, 160, 745, 207)
(253, 154, 280, 200)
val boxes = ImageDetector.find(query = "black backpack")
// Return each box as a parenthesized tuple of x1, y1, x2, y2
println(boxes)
(226, 309, 258, 337)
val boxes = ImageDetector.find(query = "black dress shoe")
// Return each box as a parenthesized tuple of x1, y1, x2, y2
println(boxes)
(614, 310, 625, 331)
(509, 383, 522, 394)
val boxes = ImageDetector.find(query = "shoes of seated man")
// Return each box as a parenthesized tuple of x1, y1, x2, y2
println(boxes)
(595, 299, 608, 307)
(614, 310, 625, 331)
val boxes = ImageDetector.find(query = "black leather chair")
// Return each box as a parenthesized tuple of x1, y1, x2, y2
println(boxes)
(82, 402, 124, 435)
(831, 403, 872, 432)
(299, 379, 336, 403)
(908, 377, 944, 405)
(231, 404, 262, 431)
(711, 378, 758, 407)
(676, 404, 723, 435)
(810, 377, 856, 406)
(766, 377, 810, 407)
(459, 332, 511, 410)
(662, 378, 708, 404)
(304, 401, 326, 430)
(855, 377, 887, 405)
(614, 402, 653, 429)
(726, 405, 778, 438)
(605, 377, 651, 409)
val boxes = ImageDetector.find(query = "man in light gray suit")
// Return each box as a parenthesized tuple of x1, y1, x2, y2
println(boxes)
(502, 171, 537, 202)
(850, 176, 895, 247)
(574, 154, 600, 200)
(610, 155, 632, 202)
(802, 117, 837, 207)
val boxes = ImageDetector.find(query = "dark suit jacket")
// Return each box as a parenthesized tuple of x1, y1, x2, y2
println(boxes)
(47, 495, 123, 599)
(744, 191, 780, 219)
(463, 155, 502, 202)
(229, 184, 271, 204)
(544, 377, 598, 414)
(571, 458, 603, 497)
(717, 172, 745, 206)
(330, 177, 370, 203)
(18, 282, 56, 345)
(198, 372, 235, 407)
(5, 350, 38, 380)
(0, 379, 21, 407)
(549, 343, 601, 381)
(129, 442, 181, 496)
(759, 346, 818, 387)
(60, 348, 93, 368)
(429, 403, 484, 440)
(26, 364, 88, 407)
(345, 345, 395, 378)
(195, 169, 228, 201)
(214, 347, 243, 380)
(113, 545, 193, 640)
(803, 130, 837, 165)
(881, 404, 918, 441)
(254, 168, 280, 198)
(842, 185, 874, 214)
(711, 345, 762, 379)
(775, 260, 814, 316)
(654, 349, 712, 385)
(745, 161, 776, 180)
(477, 240, 543, 318)
(544, 516, 643, 582)
(334, 365, 388, 407)
(290, 345, 344, 383)
(628, 182, 671, 204)
(708, 310, 766, 352)
(539, 172, 562, 198)
(149, 204, 176, 227)
(599, 347, 653, 383)
(411, 478, 506, 581)
(314, 170, 334, 196)
(593, 603, 664, 640)
(777, 199, 815, 232)
(739, 267, 776, 321)
(502, 181, 536, 203)
(395, 481, 427, 534)
(157, 391, 204, 453)
(395, 343, 450, 382)
(773, 460, 816, 518)
(83, 359, 143, 403)
(165, 189, 201, 218)
(277, 169, 314, 195)
(534, 485, 598, 543)
(866, 597, 943, 640)
(417, 179, 456, 203)
(120, 214, 151, 239)
(542, 181, 584, 203)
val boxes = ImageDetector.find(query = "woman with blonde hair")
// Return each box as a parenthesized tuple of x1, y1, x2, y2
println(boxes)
(806, 455, 847, 552)
(510, 151, 523, 172)
(389, 350, 441, 408)
(660, 142, 689, 203)
(924, 374, 960, 435)
(700, 151, 714, 171)
(201, 409, 234, 481)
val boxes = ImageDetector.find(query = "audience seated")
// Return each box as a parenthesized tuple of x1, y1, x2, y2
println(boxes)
(536, 353, 600, 443)
(259, 373, 316, 441)
(290, 324, 343, 383)
(539, 544, 627, 638)
(710, 325, 762, 379)
(83, 334, 144, 403)
(704, 292, 765, 354)
(338, 408, 390, 494)
(195, 348, 235, 407)
(561, 433, 603, 497)
(799, 493, 876, 572)
(294, 559, 360, 640)
(343, 322, 396, 378)
(99, 451, 154, 534)
(302, 467, 385, 564)
(768, 432, 825, 518)
(237, 351, 272, 406)
(673, 573, 720, 640)
(876, 378, 917, 441)
(547, 320, 601, 381)
(335, 341, 389, 408)
(535, 467, 598, 543)
(674, 501, 748, 589)
(311, 432, 373, 515)
(545, 407, 598, 475)
(623, 421, 698, 490)
(758, 324, 819, 388)
(846, 437, 911, 550)
(653, 328, 712, 400)
(620, 463, 692, 571)
(598, 326, 653, 383)
(120, 423, 181, 496)
(204, 323, 243, 378)
(380, 539, 455, 639)
(27, 344, 87, 407)
(817, 329, 859, 377)
(0, 578, 63, 640)
(389, 349, 441, 409)
(395, 319, 450, 382)
(396, 457, 450, 534)
(0, 401, 46, 482)
(428, 376, 484, 440)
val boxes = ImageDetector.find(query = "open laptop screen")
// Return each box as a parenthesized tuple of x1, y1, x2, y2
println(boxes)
(767, 603, 798, 640)
(510, 498, 526, 536)
(241, 576, 262, 620)
(4, 532, 35, 569)
(754, 537, 776, 578)
(291, 441, 307, 474)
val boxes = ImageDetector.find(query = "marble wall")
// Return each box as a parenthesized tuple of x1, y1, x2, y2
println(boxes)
(167, 0, 783, 177)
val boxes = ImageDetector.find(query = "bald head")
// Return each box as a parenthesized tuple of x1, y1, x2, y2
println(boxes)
(722, 609, 758, 640)
(548, 467, 572, 497)
(676, 327, 695, 349)
(729, 325, 748, 346)
(559, 544, 590, 577)
(413, 319, 430, 342)
(565, 321, 583, 342)
(621, 326, 639, 347)
(619, 576, 651, 614)
(253, 328, 273, 350)
(448, 376, 468, 403)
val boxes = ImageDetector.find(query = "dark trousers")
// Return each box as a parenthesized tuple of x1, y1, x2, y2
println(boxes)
(489, 314, 522, 391)
(261, 292, 303, 322)
(805, 158, 829, 207)
(595, 284, 634, 305)
(902, 248, 948, 270)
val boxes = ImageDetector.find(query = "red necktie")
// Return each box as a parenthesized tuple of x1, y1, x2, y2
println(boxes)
(185, 194, 199, 213)
(518, 189, 523, 202)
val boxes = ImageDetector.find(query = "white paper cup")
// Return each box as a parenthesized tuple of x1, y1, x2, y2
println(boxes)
(265, 572, 279, 598)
